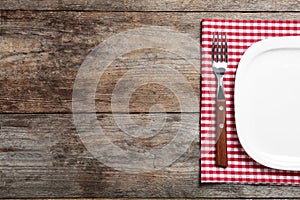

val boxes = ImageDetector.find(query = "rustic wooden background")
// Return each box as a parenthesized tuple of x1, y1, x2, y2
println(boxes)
(1, 0, 300, 198)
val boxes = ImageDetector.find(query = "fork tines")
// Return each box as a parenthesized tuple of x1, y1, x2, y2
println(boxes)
(212, 32, 228, 63)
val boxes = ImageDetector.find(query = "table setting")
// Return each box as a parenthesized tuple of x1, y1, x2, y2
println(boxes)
(201, 18, 300, 184)
(5, 0, 300, 198)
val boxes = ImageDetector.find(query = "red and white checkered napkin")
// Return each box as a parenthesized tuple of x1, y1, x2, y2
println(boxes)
(201, 19, 300, 184)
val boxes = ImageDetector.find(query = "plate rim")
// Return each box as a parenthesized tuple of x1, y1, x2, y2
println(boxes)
(234, 36, 300, 171)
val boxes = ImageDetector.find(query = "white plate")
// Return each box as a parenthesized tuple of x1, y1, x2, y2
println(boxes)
(235, 36, 300, 171)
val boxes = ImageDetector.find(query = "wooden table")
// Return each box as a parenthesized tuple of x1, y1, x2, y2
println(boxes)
(1, 0, 300, 198)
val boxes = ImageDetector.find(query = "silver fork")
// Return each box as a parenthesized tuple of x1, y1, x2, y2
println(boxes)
(212, 32, 228, 168)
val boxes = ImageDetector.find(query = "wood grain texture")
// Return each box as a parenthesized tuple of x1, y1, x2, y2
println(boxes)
(2, 0, 300, 198)
(2, 11, 300, 113)
(215, 99, 227, 168)
(1, 113, 300, 199)
(1, 0, 300, 11)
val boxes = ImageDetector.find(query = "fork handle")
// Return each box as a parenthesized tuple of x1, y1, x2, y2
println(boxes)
(215, 99, 228, 168)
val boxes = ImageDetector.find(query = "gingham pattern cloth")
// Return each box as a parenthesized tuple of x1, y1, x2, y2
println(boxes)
(201, 19, 300, 184)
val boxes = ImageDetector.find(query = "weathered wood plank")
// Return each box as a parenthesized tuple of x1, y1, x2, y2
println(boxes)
(27, 199, 278, 200)
(0, 0, 300, 12)
(1, 113, 300, 198)
(2, 11, 300, 113)
(0, 11, 201, 113)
